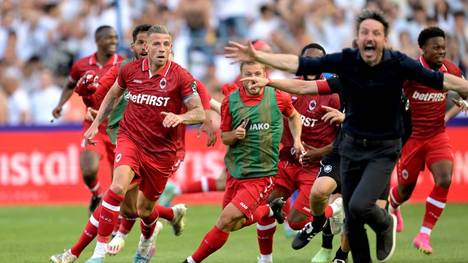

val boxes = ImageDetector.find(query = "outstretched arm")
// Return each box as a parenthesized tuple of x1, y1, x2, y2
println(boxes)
(225, 41, 299, 73)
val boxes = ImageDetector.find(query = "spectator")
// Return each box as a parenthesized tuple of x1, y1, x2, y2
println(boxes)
(30, 69, 63, 125)
(1, 72, 30, 125)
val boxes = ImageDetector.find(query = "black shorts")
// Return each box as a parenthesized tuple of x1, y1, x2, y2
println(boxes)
(318, 150, 342, 194)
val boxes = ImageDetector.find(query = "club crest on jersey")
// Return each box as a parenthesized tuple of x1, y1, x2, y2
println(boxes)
(308, 100, 317, 112)
(159, 77, 167, 89)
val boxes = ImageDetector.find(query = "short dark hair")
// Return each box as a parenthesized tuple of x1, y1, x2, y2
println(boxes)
(356, 9, 389, 36)
(300, 43, 326, 56)
(417, 26, 445, 48)
(132, 24, 152, 42)
(95, 25, 114, 41)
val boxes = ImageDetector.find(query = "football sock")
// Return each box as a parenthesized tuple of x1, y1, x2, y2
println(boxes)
(191, 226, 229, 262)
(257, 216, 276, 256)
(421, 185, 448, 235)
(70, 206, 101, 256)
(97, 190, 123, 243)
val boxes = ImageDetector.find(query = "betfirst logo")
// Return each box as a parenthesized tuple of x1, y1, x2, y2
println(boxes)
(300, 114, 318, 127)
(0, 145, 79, 186)
(125, 91, 170, 106)
(412, 90, 445, 102)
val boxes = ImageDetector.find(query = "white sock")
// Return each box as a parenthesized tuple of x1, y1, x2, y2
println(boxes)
(91, 241, 107, 258)
(187, 256, 197, 263)
(115, 231, 127, 239)
(260, 254, 273, 261)
(420, 226, 432, 236)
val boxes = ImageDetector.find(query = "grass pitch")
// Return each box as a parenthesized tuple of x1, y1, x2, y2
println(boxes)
(1, 204, 467, 263)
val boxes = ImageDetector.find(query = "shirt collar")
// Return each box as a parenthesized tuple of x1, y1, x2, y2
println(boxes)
(142, 58, 172, 78)
(88, 53, 119, 67)
(419, 56, 447, 72)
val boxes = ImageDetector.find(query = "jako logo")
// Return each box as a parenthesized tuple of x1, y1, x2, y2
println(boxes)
(249, 122, 270, 131)
(125, 91, 170, 106)
(412, 90, 445, 102)
(0, 145, 79, 186)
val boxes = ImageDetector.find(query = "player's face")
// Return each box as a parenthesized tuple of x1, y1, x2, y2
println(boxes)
(303, 48, 325, 80)
(422, 36, 446, 68)
(356, 19, 387, 66)
(97, 29, 118, 56)
(241, 63, 267, 96)
(147, 33, 172, 67)
(131, 32, 148, 59)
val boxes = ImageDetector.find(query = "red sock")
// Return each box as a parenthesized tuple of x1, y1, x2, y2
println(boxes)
(119, 216, 137, 235)
(70, 206, 101, 256)
(156, 205, 174, 221)
(422, 185, 448, 232)
(191, 226, 229, 262)
(97, 190, 123, 242)
(88, 178, 102, 197)
(325, 205, 333, 218)
(288, 218, 311, 230)
(390, 186, 404, 209)
(113, 216, 122, 234)
(182, 177, 218, 193)
(257, 216, 276, 255)
(140, 207, 159, 239)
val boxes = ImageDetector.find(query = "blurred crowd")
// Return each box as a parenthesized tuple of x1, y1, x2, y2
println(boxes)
(0, 0, 466, 125)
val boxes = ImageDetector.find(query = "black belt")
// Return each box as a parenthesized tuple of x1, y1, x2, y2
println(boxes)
(343, 133, 400, 147)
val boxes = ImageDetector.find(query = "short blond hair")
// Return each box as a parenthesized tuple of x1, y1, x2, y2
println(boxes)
(147, 25, 170, 36)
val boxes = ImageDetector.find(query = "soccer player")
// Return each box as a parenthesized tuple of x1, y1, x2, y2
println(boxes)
(389, 27, 464, 255)
(51, 25, 124, 213)
(182, 61, 304, 263)
(225, 9, 468, 263)
(82, 24, 205, 263)
(254, 43, 341, 263)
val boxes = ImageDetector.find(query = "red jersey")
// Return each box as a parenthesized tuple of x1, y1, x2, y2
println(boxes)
(221, 86, 294, 132)
(404, 57, 462, 139)
(280, 93, 340, 163)
(175, 80, 212, 160)
(69, 53, 124, 109)
(117, 58, 198, 157)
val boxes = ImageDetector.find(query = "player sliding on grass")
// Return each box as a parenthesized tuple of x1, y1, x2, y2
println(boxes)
(183, 61, 304, 263)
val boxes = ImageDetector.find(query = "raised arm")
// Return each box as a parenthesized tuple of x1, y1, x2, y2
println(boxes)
(225, 41, 300, 73)
(442, 74, 468, 97)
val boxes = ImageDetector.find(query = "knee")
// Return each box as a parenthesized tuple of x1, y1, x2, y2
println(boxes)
(436, 174, 452, 189)
(120, 205, 138, 218)
(348, 199, 368, 218)
(311, 188, 330, 202)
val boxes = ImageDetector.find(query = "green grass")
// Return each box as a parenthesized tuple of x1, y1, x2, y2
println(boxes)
(1, 204, 468, 262)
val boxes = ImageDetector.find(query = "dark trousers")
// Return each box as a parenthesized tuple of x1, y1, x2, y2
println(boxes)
(339, 134, 401, 263)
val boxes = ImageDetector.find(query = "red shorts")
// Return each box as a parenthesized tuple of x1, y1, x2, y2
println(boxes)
(114, 133, 179, 201)
(80, 122, 115, 166)
(222, 171, 275, 222)
(275, 160, 319, 217)
(397, 131, 453, 185)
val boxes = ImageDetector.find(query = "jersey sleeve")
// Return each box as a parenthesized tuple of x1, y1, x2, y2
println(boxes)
(68, 61, 81, 83)
(196, 80, 211, 110)
(93, 64, 119, 103)
(329, 93, 341, 110)
(177, 67, 198, 102)
(117, 63, 129, 90)
(276, 91, 295, 117)
(220, 96, 232, 132)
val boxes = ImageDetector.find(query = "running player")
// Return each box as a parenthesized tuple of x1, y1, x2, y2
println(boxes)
(389, 26, 464, 255)
(183, 61, 304, 263)
(81, 25, 204, 263)
(254, 43, 341, 263)
(52, 25, 124, 213)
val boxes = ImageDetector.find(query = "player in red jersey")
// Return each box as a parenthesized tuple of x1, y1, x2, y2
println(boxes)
(51, 25, 124, 213)
(252, 43, 340, 263)
(79, 25, 204, 263)
(183, 61, 304, 263)
(389, 27, 465, 255)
